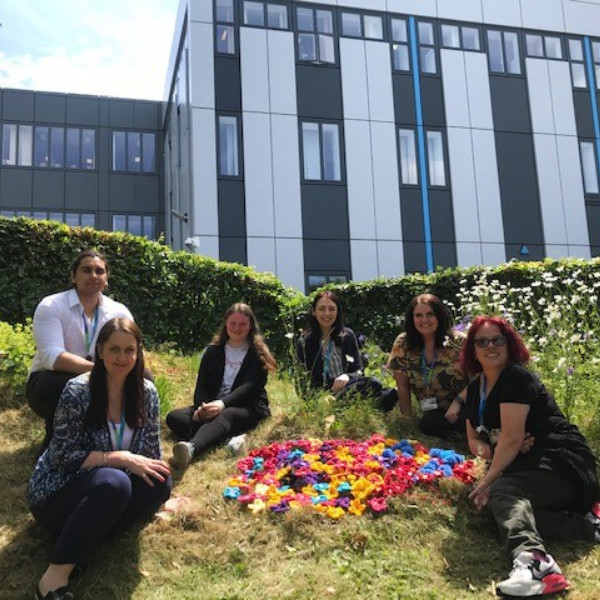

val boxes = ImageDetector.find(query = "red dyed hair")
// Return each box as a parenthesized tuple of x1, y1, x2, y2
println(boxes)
(460, 315, 530, 375)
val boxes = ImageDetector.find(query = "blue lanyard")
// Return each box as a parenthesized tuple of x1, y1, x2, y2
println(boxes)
(322, 339, 333, 379)
(109, 405, 126, 450)
(82, 305, 99, 359)
(478, 374, 488, 427)
(420, 349, 437, 387)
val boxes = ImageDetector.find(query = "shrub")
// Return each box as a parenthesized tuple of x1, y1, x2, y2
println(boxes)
(0, 320, 35, 400)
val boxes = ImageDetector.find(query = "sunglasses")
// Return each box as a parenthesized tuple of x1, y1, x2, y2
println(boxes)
(474, 336, 507, 348)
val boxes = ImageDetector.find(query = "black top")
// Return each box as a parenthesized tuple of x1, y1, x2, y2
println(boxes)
(297, 326, 363, 390)
(193, 344, 270, 418)
(466, 363, 598, 511)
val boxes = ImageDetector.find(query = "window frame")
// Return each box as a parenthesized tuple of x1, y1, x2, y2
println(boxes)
(217, 114, 243, 179)
(111, 130, 156, 174)
(487, 28, 523, 76)
(295, 6, 337, 66)
(390, 17, 411, 72)
(215, 0, 237, 55)
(580, 140, 600, 195)
(300, 120, 344, 183)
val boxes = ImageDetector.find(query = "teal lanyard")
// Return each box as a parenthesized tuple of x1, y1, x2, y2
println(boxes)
(322, 339, 333, 380)
(420, 349, 437, 393)
(82, 306, 99, 360)
(478, 375, 488, 428)
(109, 406, 126, 450)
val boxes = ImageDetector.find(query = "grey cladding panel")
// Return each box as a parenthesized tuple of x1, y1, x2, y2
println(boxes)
(490, 77, 531, 133)
(428, 190, 455, 243)
(432, 242, 457, 268)
(303, 239, 351, 271)
(215, 57, 242, 112)
(421, 78, 445, 127)
(0, 169, 33, 207)
(109, 100, 135, 128)
(33, 171, 65, 209)
(66, 96, 100, 125)
(2, 90, 34, 121)
(133, 102, 161, 129)
(400, 189, 425, 242)
(392, 74, 416, 126)
(220, 237, 247, 264)
(402, 241, 428, 273)
(573, 91, 595, 138)
(301, 185, 348, 240)
(35, 93, 66, 124)
(218, 179, 246, 237)
(586, 204, 600, 248)
(66, 173, 99, 209)
(296, 66, 342, 120)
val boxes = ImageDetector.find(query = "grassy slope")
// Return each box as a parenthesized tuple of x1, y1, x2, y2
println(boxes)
(1, 352, 598, 600)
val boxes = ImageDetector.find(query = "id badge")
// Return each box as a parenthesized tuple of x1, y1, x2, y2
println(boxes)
(420, 396, 438, 412)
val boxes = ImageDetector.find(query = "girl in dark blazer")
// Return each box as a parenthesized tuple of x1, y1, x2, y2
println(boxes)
(167, 303, 276, 468)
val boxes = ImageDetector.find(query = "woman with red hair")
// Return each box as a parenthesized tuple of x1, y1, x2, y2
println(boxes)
(461, 316, 599, 597)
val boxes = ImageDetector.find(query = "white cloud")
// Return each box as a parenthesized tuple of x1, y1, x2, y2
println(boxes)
(0, 0, 178, 100)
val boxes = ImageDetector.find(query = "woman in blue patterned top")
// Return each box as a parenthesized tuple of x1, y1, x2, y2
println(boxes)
(27, 318, 171, 600)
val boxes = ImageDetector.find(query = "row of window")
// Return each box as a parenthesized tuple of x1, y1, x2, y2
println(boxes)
(0, 124, 157, 173)
(213, 1, 600, 86)
(218, 114, 600, 197)
(0, 210, 157, 237)
(217, 114, 447, 187)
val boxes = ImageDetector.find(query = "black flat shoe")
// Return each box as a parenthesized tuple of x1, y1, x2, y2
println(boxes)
(34, 585, 74, 600)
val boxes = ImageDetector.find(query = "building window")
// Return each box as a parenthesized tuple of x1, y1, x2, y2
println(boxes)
(487, 29, 521, 74)
(242, 2, 287, 29)
(112, 131, 155, 173)
(65, 128, 95, 169)
(568, 39, 587, 88)
(426, 131, 446, 187)
(296, 7, 335, 64)
(307, 273, 348, 293)
(441, 24, 481, 51)
(398, 129, 418, 185)
(391, 18, 410, 71)
(418, 21, 437, 74)
(218, 115, 240, 177)
(113, 214, 156, 238)
(593, 40, 600, 90)
(0, 210, 95, 227)
(340, 12, 383, 40)
(215, 0, 235, 54)
(2, 124, 33, 166)
(525, 33, 563, 59)
(580, 141, 599, 194)
(301, 122, 341, 182)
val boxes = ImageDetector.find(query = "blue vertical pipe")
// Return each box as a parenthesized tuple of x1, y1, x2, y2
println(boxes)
(583, 37, 600, 178)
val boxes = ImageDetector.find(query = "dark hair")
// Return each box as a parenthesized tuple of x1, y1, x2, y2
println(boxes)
(70, 249, 108, 286)
(212, 303, 277, 372)
(85, 318, 147, 429)
(305, 290, 345, 344)
(460, 315, 530, 375)
(404, 294, 452, 350)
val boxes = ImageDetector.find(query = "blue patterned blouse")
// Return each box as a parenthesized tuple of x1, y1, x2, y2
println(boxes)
(27, 373, 163, 507)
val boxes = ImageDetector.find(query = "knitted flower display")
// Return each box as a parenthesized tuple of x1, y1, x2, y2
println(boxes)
(224, 434, 475, 518)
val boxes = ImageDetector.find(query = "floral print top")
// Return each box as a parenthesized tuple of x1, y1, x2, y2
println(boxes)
(27, 373, 163, 507)
(387, 331, 468, 410)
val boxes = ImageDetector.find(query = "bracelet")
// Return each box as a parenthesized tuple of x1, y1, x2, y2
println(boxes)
(103, 452, 108, 466)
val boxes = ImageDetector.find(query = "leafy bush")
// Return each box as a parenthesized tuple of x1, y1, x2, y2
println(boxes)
(0, 320, 35, 400)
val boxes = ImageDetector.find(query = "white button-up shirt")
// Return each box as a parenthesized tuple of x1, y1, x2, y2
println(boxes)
(29, 288, 133, 373)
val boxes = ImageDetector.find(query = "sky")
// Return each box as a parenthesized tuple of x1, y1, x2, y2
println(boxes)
(0, 0, 180, 101)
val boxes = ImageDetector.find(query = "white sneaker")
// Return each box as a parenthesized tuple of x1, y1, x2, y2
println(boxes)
(226, 434, 248, 456)
(496, 550, 569, 597)
(172, 441, 194, 469)
(584, 501, 600, 542)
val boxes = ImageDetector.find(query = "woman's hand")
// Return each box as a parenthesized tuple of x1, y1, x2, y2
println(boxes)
(193, 401, 225, 422)
(469, 478, 491, 510)
(520, 432, 535, 454)
(116, 452, 171, 486)
(444, 399, 462, 424)
(331, 374, 350, 393)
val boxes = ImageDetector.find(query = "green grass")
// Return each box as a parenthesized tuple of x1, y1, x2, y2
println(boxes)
(1, 348, 599, 600)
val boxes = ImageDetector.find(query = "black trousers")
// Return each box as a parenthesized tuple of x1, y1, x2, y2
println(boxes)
(166, 404, 265, 455)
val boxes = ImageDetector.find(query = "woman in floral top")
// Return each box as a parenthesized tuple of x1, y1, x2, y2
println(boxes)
(27, 318, 171, 600)
(387, 294, 468, 437)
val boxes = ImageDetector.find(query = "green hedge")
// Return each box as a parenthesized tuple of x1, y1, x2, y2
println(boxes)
(0, 217, 299, 356)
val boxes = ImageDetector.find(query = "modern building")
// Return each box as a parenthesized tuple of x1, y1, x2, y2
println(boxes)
(163, 0, 600, 291)
(2, 1, 600, 292)
(0, 90, 164, 238)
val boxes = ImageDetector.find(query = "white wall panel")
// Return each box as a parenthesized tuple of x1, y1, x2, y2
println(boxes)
(247, 238, 276, 274)
(533, 134, 568, 247)
(191, 108, 218, 237)
(386, 0, 436, 18)
(472, 129, 505, 245)
(549, 61, 577, 136)
(275, 238, 305, 290)
(546, 244, 570, 259)
(441, 50, 470, 129)
(482, 0, 522, 27)
(339, 0, 386, 10)
(195, 236, 219, 259)
(448, 128, 480, 247)
(521, 0, 565, 32)
(267, 30, 297, 116)
(437, 0, 483, 22)
(371, 121, 402, 241)
(465, 53, 494, 130)
(271, 114, 303, 238)
(189, 22, 214, 109)
(189, 0, 213, 23)
(240, 28, 269, 113)
(350, 240, 378, 282)
(456, 242, 483, 267)
(365, 42, 394, 122)
(481, 243, 507, 266)
(345, 120, 376, 238)
(556, 135, 591, 257)
(376, 241, 405, 279)
(243, 112, 274, 237)
(340, 39, 369, 121)
(564, 1, 600, 36)
(527, 59, 554, 135)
